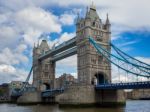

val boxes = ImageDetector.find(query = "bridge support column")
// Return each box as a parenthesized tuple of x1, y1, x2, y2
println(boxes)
(33, 39, 55, 91)
(95, 89, 126, 106)
(56, 85, 96, 106)
(56, 85, 125, 107)
(17, 91, 42, 104)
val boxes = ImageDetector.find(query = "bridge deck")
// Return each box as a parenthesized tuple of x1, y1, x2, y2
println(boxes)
(95, 81, 150, 89)
(41, 88, 64, 97)
(39, 37, 76, 60)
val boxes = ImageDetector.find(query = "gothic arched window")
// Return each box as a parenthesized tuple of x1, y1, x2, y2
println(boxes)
(92, 22, 95, 27)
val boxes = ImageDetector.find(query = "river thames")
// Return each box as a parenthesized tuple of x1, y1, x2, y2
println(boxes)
(0, 100, 149, 112)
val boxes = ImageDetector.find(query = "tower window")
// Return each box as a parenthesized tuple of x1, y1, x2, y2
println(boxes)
(44, 72, 48, 78)
(92, 22, 95, 27)
(100, 31, 103, 37)
(98, 56, 103, 64)
(45, 64, 49, 70)
(96, 23, 98, 28)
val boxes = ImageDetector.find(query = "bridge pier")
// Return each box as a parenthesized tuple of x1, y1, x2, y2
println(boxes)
(17, 91, 42, 105)
(95, 89, 126, 106)
(56, 85, 96, 106)
(56, 85, 125, 107)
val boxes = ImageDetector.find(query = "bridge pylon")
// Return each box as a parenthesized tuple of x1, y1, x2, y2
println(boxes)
(33, 40, 55, 91)
(56, 4, 126, 106)
(76, 3, 111, 85)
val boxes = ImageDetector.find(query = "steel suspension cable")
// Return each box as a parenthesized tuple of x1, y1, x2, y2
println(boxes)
(111, 43, 150, 69)
(89, 37, 150, 78)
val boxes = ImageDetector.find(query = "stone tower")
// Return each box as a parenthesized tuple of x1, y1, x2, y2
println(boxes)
(33, 40, 55, 91)
(76, 4, 111, 85)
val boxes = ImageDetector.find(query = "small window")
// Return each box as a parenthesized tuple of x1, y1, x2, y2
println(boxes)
(92, 22, 95, 27)
(96, 24, 98, 28)
(44, 72, 48, 78)
(45, 64, 48, 70)
(100, 32, 103, 37)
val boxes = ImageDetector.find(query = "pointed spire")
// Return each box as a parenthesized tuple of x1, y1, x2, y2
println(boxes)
(85, 6, 90, 19)
(90, 1, 96, 10)
(37, 39, 40, 47)
(76, 12, 80, 23)
(106, 13, 110, 25)
(86, 6, 89, 16)
(34, 42, 35, 48)
(77, 12, 79, 19)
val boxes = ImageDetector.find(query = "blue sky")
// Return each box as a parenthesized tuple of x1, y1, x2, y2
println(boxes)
(0, 0, 150, 84)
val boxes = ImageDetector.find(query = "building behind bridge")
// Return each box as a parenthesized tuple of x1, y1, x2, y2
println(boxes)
(0, 83, 9, 101)
(126, 89, 150, 100)
(55, 73, 77, 89)
(9, 81, 31, 96)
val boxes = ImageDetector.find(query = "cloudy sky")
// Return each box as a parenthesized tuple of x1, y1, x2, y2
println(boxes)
(0, 0, 150, 84)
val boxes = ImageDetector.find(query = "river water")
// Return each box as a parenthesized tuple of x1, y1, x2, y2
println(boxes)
(0, 100, 149, 112)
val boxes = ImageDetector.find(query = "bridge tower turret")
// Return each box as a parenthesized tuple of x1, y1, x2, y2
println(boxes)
(76, 3, 111, 85)
(32, 40, 55, 91)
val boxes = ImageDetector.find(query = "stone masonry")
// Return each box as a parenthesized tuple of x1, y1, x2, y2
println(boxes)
(31, 3, 125, 106)
(33, 40, 55, 91)
(76, 4, 111, 85)
(56, 4, 125, 106)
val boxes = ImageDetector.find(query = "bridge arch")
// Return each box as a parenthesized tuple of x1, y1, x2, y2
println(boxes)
(94, 72, 108, 85)
(40, 83, 51, 91)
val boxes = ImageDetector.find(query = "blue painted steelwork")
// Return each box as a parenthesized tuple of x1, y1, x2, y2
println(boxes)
(41, 88, 64, 97)
(11, 36, 150, 98)
(51, 47, 77, 61)
(111, 43, 150, 74)
(111, 43, 150, 69)
(20, 66, 33, 92)
(88, 37, 150, 78)
(39, 37, 77, 60)
(95, 81, 150, 89)
(11, 67, 34, 97)
(11, 87, 36, 97)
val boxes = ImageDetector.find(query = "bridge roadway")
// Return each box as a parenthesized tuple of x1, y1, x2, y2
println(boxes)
(95, 81, 150, 89)
(41, 81, 150, 97)
(39, 37, 77, 61)
(42, 88, 64, 97)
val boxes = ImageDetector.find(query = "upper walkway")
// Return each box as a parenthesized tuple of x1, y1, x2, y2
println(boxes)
(39, 37, 77, 61)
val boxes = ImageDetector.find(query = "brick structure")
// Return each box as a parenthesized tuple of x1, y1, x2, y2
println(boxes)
(31, 3, 125, 106)
(76, 4, 111, 85)
(55, 73, 77, 88)
(127, 89, 150, 99)
(33, 40, 55, 91)
(57, 4, 125, 106)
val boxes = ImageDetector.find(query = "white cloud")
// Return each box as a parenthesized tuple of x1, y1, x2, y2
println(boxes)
(48, 32, 75, 48)
(0, 0, 150, 84)
(15, 7, 62, 46)
(15, 7, 61, 33)
(111, 57, 150, 83)
(57, 55, 77, 67)
(71, 72, 77, 79)
(0, 46, 28, 65)
(0, 6, 63, 49)
(15, 44, 27, 53)
(60, 13, 76, 25)
(0, 64, 16, 74)
(135, 57, 150, 64)
(58, 32, 75, 43)
(56, 55, 77, 78)
(0, 26, 19, 49)
(0, 64, 28, 84)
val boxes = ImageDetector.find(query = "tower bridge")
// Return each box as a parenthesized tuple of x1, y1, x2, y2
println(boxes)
(15, 3, 150, 106)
